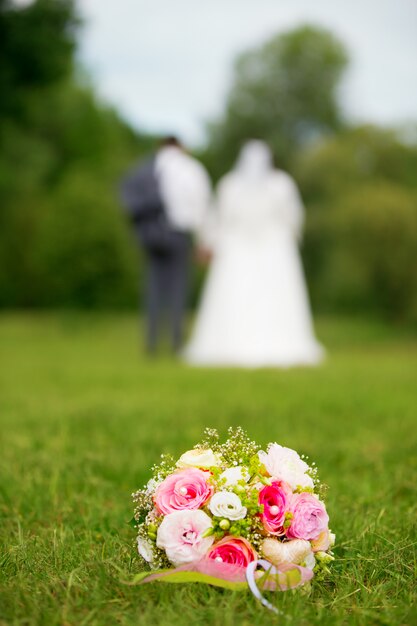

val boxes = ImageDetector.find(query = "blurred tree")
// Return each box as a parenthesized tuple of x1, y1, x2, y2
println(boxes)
(202, 25, 348, 179)
(0, 0, 77, 118)
(0, 0, 158, 308)
(312, 184, 417, 323)
(34, 169, 139, 308)
(0, 80, 155, 308)
(295, 125, 417, 204)
(294, 127, 417, 323)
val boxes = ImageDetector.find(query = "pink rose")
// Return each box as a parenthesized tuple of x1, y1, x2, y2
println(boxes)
(207, 536, 257, 568)
(286, 493, 329, 541)
(259, 480, 292, 535)
(154, 468, 213, 515)
(156, 510, 214, 566)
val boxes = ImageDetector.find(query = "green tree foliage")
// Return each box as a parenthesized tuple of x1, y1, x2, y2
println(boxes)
(296, 125, 417, 202)
(34, 169, 139, 307)
(0, 1, 156, 308)
(295, 127, 417, 322)
(0, 0, 77, 118)
(203, 25, 348, 179)
(0, 80, 154, 308)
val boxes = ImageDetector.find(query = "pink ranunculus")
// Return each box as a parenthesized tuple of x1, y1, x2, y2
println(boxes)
(154, 468, 213, 515)
(259, 480, 292, 535)
(156, 510, 214, 566)
(286, 492, 329, 541)
(207, 536, 257, 568)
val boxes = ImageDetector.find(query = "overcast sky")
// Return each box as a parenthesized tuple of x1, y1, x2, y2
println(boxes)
(76, 0, 417, 145)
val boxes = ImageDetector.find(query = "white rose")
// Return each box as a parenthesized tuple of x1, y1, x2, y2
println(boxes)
(176, 448, 220, 469)
(137, 536, 155, 564)
(156, 510, 214, 567)
(219, 466, 249, 487)
(258, 443, 314, 490)
(209, 491, 247, 520)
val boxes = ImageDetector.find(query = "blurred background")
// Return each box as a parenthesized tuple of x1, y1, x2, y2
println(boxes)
(1, 0, 416, 324)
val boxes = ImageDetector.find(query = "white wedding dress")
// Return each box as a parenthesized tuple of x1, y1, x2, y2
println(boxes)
(184, 141, 324, 368)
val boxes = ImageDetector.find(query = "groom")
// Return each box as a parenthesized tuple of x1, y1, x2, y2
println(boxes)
(121, 136, 211, 353)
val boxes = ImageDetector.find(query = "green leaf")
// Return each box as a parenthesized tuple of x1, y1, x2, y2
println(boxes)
(280, 568, 302, 589)
(130, 569, 248, 591)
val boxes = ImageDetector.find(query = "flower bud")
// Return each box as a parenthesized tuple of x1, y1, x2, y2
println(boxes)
(315, 551, 334, 564)
(219, 519, 230, 530)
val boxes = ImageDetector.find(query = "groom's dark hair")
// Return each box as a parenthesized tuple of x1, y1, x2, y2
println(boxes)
(160, 135, 182, 148)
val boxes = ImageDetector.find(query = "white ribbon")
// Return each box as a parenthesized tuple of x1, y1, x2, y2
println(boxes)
(245, 559, 284, 616)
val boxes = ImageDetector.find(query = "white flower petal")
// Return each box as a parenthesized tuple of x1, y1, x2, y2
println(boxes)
(137, 537, 155, 564)
(259, 444, 314, 490)
(209, 491, 247, 520)
(176, 448, 220, 469)
(156, 510, 214, 566)
(219, 466, 249, 487)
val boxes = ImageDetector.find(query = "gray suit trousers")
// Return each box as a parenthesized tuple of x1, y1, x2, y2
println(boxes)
(145, 233, 191, 352)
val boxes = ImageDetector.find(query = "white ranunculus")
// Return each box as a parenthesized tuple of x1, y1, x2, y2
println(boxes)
(219, 466, 249, 487)
(156, 510, 214, 567)
(176, 448, 220, 469)
(209, 491, 247, 520)
(137, 536, 155, 564)
(258, 443, 314, 490)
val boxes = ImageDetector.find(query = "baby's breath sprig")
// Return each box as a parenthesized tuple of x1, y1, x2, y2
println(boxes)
(150, 453, 176, 482)
(132, 489, 153, 524)
(151, 547, 171, 570)
(246, 518, 265, 551)
(195, 428, 221, 453)
(315, 481, 328, 501)
(218, 426, 260, 466)
(302, 455, 319, 486)
(137, 522, 170, 569)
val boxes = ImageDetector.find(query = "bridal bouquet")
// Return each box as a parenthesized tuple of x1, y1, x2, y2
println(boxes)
(132, 428, 334, 605)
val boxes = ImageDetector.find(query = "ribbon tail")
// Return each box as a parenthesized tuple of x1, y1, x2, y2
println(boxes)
(246, 560, 283, 616)
(246, 558, 314, 614)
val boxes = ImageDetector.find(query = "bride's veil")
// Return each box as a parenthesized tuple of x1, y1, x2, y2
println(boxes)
(235, 140, 273, 179)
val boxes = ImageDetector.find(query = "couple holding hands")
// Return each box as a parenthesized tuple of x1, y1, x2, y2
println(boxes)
(121, 137, 323, 368)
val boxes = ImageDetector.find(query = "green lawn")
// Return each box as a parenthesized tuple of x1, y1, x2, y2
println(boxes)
(0, 313, 416, 626)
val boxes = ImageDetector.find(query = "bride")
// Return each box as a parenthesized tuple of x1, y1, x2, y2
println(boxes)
(184, 140, 324, 367)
